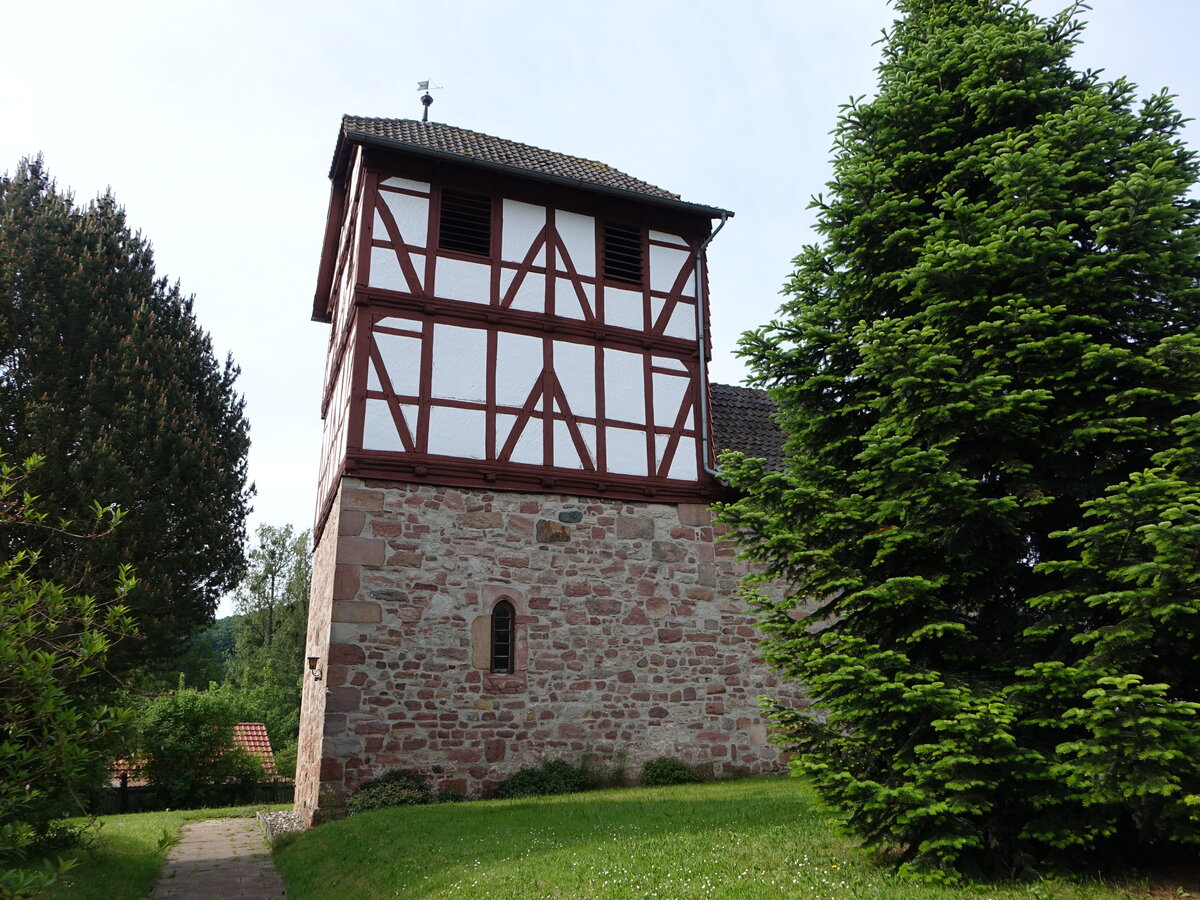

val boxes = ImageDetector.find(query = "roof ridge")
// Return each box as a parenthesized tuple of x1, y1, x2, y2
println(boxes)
(337, 115, 707, 207)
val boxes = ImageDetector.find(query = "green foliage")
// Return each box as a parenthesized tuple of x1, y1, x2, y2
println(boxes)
(346, 769, 435, 816)
(640, 757, 703, 787)
(495, 759, 589, 799)
(222, 524, 311, 751)
(0, 454, 136, 895)
(718, 0, 1200, 879)
(135, 688, 265, 808)
(0, 157, 252, 672)
(274, 777, 1147, 900)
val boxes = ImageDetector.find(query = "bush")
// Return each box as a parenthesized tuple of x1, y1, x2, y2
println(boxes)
(346, 769, 433, 815)
(137, 688, 265, 808)
(641, 758, 702, 787)
(496, 760, 588, 799)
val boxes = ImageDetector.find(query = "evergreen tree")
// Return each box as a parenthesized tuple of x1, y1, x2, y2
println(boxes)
(719, 0, 1200, 878)
(0, 158, 253, 670)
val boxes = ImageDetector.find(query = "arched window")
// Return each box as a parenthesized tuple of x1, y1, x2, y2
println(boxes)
(490, 599, 514, 674)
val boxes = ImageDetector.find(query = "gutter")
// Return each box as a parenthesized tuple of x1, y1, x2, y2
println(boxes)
(694, 211, 731, 480)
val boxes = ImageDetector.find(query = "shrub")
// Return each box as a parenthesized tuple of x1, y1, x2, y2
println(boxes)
(346, 769, 433, 815)
(137, 688, 265, 808)
(496, 760, 587, 799)
(641, 758, 702, 787)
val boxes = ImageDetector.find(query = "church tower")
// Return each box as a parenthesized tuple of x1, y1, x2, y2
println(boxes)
(295, 117, 797, 823)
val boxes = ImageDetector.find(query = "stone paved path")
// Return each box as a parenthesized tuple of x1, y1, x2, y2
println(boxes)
(149, 818, 286, 898)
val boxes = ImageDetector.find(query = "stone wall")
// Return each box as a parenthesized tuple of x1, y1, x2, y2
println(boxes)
(295, 476, 805, 816)
(293, 493, 340, 825)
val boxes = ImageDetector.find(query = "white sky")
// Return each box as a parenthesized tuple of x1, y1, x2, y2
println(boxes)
(4, 2, 1199, 616)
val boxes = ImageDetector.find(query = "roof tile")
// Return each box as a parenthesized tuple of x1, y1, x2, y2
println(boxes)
(341, 116, 681, 201)
(710, 383, 786, 471)
(233, 722, 278, 776)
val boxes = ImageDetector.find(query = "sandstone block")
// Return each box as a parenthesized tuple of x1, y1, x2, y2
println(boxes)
(332, 564, 359, 600)
(536, 519, 571, 542)
(337, 537, 385, 567)
(332, 600, 381, 624)
(623, 607, 650, 625)
(338, 510, 366, 536)
(617, 516, 654, 540)
(652, 541, 688, 562)
(461, 511, 503, 529)
(325, 686, 362, 713)
(586, 597, 620, 617)
(677, 503, 713, 526)
(342, 488, 384, 511)
(657, 627, 683, 643)
(328, 642, 366, 665)
(706, 682, 727, 694)
(387, 550, 424, 567)
(645, 597, 670, 619)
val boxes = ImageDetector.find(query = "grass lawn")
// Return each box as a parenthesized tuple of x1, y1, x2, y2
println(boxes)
(40, 803, 289, 900)
(273, 777, 1170, 900)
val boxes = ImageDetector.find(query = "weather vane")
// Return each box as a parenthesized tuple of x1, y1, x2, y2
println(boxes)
(417, 81, 442, 123)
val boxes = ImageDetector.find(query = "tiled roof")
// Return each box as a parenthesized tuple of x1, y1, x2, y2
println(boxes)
(233, 722, 278, 777)
(710, 383, 786, 471)
(340, 116, 682, 202)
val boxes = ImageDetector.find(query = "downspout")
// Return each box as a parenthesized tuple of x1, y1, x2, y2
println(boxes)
(694, 211, 730, 480)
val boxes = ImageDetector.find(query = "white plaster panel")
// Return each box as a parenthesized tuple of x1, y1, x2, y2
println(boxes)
(363, 399, 405, 452)
(665, 301, 697, 341)
(604, 349, 645, 424)
(655, 433, 671, 471)
(427, 406, 486, 459)
(502, 199, 546, 263)
(554, 341, 595, 418)
(495, 332, 544, 408)
(436, 257, 491, 304)
(381, 191, 429, 248)
(604, 287, 643, 331)
(649, 230, 688, 247)
(579, 423, 597, 463)
(554, 277, 592, 321)
(376, 316, 422, 333)
(510, 417, 543, 466)
(553, 421, 586, 470)
(367, 361, 381, 393)
(555, 210, 595, 276)
(369, 246, 412, 293)
(649, 296, 666, 331)
(653, 372, 691, 428)
(375, 332, 422, 398)
(669, 437, 698, 481)
(606, 426, 647, 476)
(495, 413, 516, 455)
(381, 176, 430, 193)
(507, 272, 546, 314)
(373, 209, 388, 241)
(650, 244, 691, 294)
(432, 325, 487, 403)
(652, 355, 688, 372)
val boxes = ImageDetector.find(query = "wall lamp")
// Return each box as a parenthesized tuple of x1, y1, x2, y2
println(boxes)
(307, 656, 322, 681)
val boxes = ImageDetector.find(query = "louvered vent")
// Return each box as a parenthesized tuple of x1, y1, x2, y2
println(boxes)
(439, 189, 492, 256)
(603, 222, 644, 285)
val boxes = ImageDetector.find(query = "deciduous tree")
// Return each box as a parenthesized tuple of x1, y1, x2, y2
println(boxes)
(719, 0, 1200, 879)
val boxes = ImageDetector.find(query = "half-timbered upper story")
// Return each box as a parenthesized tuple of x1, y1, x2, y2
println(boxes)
(312, 117, 734, 537)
